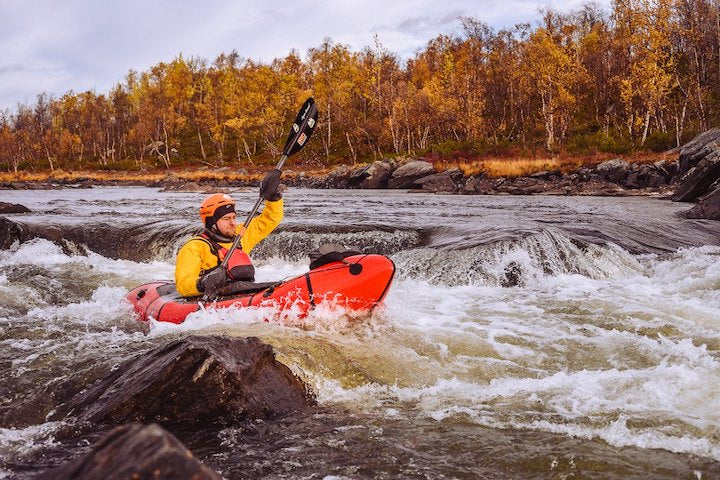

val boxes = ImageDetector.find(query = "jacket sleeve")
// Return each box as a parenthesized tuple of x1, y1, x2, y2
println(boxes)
(175, 240, 208, 297)
(238, 198, 283, 253)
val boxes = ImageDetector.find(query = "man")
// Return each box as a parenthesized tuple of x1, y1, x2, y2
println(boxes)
(175, 171, 283, 298)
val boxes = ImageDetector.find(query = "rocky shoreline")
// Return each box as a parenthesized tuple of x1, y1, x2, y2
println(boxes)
(5, 128, 720, 220)
(0, 156, 679, 197)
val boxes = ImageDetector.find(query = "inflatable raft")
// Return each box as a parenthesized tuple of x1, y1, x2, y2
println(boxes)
(126, 254, 395, 324)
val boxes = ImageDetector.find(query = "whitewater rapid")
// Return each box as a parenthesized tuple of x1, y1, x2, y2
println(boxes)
(1, 187, 719, 478)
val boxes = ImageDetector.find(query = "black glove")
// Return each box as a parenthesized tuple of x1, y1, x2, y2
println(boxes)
(259, 169, 282, 201)
(197, 267, 229, 298)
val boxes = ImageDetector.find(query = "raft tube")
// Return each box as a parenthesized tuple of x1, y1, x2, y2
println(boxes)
(126, 254, 395, 324)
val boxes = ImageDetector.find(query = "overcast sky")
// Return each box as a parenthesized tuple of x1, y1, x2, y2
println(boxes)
(0, 0, 607, 111)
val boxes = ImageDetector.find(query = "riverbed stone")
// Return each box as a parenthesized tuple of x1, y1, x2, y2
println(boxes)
(388, 160, 436, 189)
(672, 147, 720, 202)
(685, 187, 720, 220)
(462, 176, 504, 194)
(624, 164, 667, 189)
(594, 158, 630, 184)
(677, 128, 720, 176)
(416, 169, 463, 193)
(0, 217, 23, 249)
(41, 423, 221, 480)
(54, 336, 315, 426)
(160, 181, 205, 192)
(324, 165, 355, 188)
(0, 202, 31, 214)
(357, 160, 393, 189)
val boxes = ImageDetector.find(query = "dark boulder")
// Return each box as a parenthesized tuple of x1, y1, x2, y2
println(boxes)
(41, 423, 221, 480)
(672, 148, 720, 202)
(160, 181, 205, 192)
(324, 165, 355, 188)
(575, 179, 627, 196)
(685, 187, 720, 220)
(677, 128, 720, 176)
(388, 160, 436, 189)
(0, 217, 23, 249)
(496, 177, 548, 194)
(0, 217, 89, 255)
(358, 160, 393, 189)
(623, 164, 667, 189)
(594, 158, 630, 184)
(343, 162, 392, 189)
(0, 202, 31, 214)
(462, 176, 503, 194)
(53, 336, 315, 426)
(662, 159, 679, 182)
(416, 169, 463, 193)
(529, 169, 562, 180)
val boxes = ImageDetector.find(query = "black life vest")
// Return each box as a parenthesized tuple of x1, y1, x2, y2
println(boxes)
(193, 232, 255, 281)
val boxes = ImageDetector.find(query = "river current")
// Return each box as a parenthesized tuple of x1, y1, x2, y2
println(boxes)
(1, 187, 720, 479)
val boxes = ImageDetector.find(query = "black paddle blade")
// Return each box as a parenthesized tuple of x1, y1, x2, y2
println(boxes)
(283, 97, 318, 156)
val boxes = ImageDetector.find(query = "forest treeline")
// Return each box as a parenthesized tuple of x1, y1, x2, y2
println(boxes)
(1, 0, 719, 173)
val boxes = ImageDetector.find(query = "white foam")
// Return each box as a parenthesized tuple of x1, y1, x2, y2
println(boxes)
(5, 233, 720, 464)
(301, 245, 720, 460)
(0, 421, 65, 468)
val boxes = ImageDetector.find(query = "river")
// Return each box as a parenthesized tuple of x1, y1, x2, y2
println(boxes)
(1, 187, 719, 478)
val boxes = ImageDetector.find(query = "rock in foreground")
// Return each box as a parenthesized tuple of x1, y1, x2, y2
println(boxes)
(41, 423, 221, 480)
(55, 336, 315, 426)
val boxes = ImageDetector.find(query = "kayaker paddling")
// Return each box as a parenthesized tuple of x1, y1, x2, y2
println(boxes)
(174, 97, 318, 300)
(174, 175, 283, 298)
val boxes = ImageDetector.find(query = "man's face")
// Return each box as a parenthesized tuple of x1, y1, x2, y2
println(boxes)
(215, 212, 236, 238)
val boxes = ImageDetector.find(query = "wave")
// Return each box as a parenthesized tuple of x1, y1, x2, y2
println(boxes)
(392, 229, 645, 287)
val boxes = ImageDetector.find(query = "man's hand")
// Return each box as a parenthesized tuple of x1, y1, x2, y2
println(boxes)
(259, 169, 282, 200)
(197, 267, 229, 297)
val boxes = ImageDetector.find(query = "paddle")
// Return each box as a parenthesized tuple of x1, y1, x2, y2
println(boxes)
(220, 97, 318, 270)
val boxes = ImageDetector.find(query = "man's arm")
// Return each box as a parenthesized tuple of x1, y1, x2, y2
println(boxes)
(175, 241, 208, 297)
(238, 198, 283, 253)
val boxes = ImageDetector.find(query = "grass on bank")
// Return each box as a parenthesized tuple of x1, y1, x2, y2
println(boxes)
(0, 166, 333, 184)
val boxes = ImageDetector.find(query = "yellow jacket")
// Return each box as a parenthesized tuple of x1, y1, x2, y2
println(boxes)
(174, 198, 283, 297)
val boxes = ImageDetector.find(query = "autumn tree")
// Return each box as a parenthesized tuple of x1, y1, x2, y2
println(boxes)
(614, 0, 676, 144)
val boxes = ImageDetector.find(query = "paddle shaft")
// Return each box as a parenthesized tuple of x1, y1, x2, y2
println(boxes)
(221, 153, 287, 268)
(217, 97, 317, 272)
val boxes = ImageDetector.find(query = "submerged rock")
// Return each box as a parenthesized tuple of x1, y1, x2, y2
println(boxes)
(54, 336, 315, 426)
(0, 201, 31, 214)
(41, 423, 221, 480)
(685, 187, 720, 220)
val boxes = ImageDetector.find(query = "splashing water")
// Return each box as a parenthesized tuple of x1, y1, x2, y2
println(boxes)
(1, 187, 720, 478)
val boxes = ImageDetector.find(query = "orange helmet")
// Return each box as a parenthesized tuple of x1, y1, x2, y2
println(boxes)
(199, 193, 236, 228)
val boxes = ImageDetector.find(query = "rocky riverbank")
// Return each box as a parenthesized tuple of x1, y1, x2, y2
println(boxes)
(3, 130, 720, 220)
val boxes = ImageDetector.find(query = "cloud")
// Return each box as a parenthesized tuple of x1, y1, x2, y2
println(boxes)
(0, 0, 610, 110)
(0, 64, 27, 74)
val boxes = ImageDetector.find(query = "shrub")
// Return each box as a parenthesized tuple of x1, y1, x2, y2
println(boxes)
(566, 130, 633, 155)
(643, 131, 676, 152)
